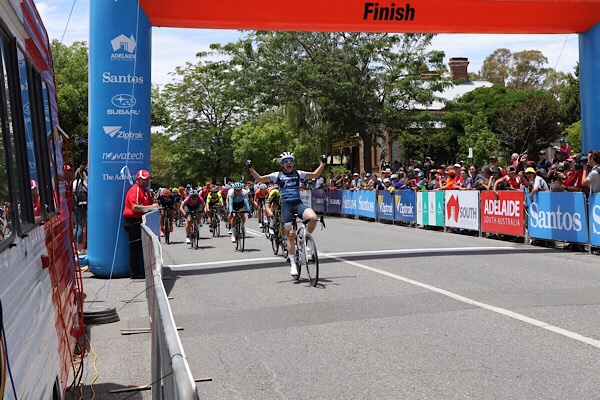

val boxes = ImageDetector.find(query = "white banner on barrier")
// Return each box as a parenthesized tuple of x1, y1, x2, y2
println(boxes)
(444, 190, 479, 230)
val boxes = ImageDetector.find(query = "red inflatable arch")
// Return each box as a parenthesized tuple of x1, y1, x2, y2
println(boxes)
(139, 0, 600, 34)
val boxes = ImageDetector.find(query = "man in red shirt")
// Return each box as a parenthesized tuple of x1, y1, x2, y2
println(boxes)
(123, 169, 158, 279)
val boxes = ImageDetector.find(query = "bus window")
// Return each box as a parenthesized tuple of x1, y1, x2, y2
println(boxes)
(0, 36, 17, 246)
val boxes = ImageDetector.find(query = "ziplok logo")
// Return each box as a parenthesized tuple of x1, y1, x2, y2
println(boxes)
(103, 126, 143, 141)
(102, 151, 144, 164)
(111, 34, 136, 61)
(111, 94, 136, 108)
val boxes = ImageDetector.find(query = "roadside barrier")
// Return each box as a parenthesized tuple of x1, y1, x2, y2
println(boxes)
(308, 189, 599, 250)
(141, 210, 199, 400)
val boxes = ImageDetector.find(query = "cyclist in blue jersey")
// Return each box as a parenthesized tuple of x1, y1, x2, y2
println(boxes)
(227, 182, 251, 243)
(247, 152, 326, 278)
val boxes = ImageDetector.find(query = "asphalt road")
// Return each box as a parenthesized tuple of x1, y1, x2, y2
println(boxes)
(155, 215, 600, 400)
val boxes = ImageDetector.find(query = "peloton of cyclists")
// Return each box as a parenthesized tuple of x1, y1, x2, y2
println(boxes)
(227, 182, 252, 243)
(180, 189, 205, 244)
(205, 186, 225, 233)
(156, 187, 177, 236)
(246, 152, 326, 278)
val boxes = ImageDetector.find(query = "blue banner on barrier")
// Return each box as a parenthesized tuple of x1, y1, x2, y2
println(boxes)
(356, 191, 377, 218)
(312, 189, 325, 213)
(394, 190, 416, 222)
(377, 190, 394, 220)
(326, 190, 342, 215)
(341, 190, 356, 215)
(589, 193, 600, 247)
(526, 192, 589, 243)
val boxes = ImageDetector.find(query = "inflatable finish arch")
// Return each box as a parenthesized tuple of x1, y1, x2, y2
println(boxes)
(89, 0, 600, 277)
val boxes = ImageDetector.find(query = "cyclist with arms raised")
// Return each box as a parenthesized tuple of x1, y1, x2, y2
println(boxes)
(205, 186, 224, 233)
(247, 152, 326, 278)
(227, 182, 252, 243)
(180, 189, 205, 244)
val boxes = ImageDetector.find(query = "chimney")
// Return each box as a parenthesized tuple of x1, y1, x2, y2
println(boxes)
(449, 57, 470, 81)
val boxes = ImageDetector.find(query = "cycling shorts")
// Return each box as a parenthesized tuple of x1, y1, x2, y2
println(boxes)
(184, 204, 202, 215)
(255, 197, 265, 206)
(231, 201, 247, 212)
(281, 199, 310, 226)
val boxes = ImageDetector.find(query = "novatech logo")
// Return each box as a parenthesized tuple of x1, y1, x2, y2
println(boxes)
(111, 34, 136, 61)
(102, 151, 144, 162)
(103, 126, 143, 140)
(111, 94, 136, 108)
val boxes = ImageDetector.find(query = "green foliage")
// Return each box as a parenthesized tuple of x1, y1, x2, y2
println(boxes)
(51, 40, 88, 165)
(563, 120, 582, 154)
(558, 64, 580, 128)
(456, 112, 500, 168)
(480, 48, 554, 91)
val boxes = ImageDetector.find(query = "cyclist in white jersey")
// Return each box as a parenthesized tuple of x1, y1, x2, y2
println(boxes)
(247, 152, 326, 278)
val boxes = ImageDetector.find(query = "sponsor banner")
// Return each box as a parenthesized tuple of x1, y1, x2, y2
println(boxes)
(416, 191, 444, 227)
(394, 189, 416, 223)
(326, 190, 342, 215)
(377, 190, 394, 220)
(445, 190, 479, 231)
(590, 194, 600, 247)
(480, 191, 525, 236)
(356, 190, 377, 218)
(300, 189, 312, 207)
(312, 189, 325, 213)
(88, 0, 152, 278)
(341, 190, 357, 215)
(527, 192, 589, 243)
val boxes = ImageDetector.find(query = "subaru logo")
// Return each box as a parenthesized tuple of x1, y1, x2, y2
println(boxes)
(111, 94, 136, 108)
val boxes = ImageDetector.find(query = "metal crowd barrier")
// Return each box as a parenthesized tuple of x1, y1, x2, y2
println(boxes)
(141, 210, 199, 400)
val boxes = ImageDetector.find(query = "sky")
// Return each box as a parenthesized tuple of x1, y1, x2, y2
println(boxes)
(37, 1, 579, 86)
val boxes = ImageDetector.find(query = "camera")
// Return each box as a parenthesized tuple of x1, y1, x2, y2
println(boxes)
(573, 154, 588, 170)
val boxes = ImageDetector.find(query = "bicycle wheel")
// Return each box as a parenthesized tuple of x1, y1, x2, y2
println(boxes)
(194, 227, 199, 249)
(240, 222, 245, 252)
(163, 217, 170, 244)
(271, 230, 279, 255)
(304, 234, 319, 287)
(215, 217, 220, 237)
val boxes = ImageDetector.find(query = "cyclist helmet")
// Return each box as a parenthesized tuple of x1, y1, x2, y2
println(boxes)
(162, 188, 171, 196)
(210, 187, 219, 193)
(233, 182, 243, 190)
(279, 151, 294, 164)
(172, 188, 179, 193)
(259, 183, 267, 191)
(178, 186, 184, 192)
(189, 190, 199, 198)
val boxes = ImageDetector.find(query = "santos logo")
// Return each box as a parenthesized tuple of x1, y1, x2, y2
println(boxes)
(343, 199, 356, 209)
(102, 72, 144, 84)
(529, 203, 583, 231)
(102, 151, 144, 161)
(103, 126, 143, 140)
(358, 198, 375, 212)
(592, 204, 600, 234)
(111, 94, 136, 108)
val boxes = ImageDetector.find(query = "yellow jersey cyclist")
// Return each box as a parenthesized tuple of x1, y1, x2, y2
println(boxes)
(227, 182, 252, 243)
(265, 184, 281, 234)
(205, 186, 224, 233)
(246, 151, 326, 278)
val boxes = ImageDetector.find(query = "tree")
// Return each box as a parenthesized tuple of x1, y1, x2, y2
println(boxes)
(163, 55, 249, 183)
(456, 112, 500, 168)
(558, 64, 580, 128)
(51, 40, 88, 166)
(480, 48, 555, 91)
(563, 120, 582, 154)
(214, 32, 447, 172)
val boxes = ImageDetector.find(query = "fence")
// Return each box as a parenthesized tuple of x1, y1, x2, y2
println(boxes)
(141, 210, 199, 400)
(307, 189, 600, 250)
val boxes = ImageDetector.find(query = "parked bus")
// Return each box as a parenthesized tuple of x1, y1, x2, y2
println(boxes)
(0, 0, 84, 398)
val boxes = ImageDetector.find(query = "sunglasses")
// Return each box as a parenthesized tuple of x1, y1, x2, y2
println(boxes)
(281, 158, 294, 164)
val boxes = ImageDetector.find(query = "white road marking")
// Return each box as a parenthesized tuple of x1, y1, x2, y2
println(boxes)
(245, 228, 264, 236)
(167, 256, 282, 268)
(321, 253, 600, 349)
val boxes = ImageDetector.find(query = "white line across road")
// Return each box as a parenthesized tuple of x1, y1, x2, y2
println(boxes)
(321, 252, 600, 349)
(245, 228, 264, 236)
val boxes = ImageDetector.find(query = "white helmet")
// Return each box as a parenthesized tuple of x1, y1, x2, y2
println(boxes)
(279, 152, 295, 164)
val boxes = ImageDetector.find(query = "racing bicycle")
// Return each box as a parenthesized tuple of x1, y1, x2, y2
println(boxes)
(232, 210, 249, 252)
(209, 206, 221, 237)
(270, 209, 284, 256)
(290, 215, 325, 287)
(187, 210, 202, 249)
(159, 207, 174, 244)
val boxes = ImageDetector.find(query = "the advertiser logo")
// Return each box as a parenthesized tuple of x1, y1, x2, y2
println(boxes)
(358, 197, 375, 212)
(377, 195, 393, 214)
(102, 72, 144, 84)
(328, 197, 341, 206)
(394, 194, 414, 216)
(343, 199, 356, 210)
(111, 34, 136, 61)
(102, 151, 144, 164)
(447, 195, 460, 222)
(111, 94, 136, 108)
(103, 126, 143, 140)
(529, 203, 583, 231)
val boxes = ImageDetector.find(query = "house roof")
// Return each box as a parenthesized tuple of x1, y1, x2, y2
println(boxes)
(426, 80, 494, 111)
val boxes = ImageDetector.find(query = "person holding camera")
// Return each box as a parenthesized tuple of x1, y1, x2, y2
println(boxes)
(582, 150, 600, 193)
